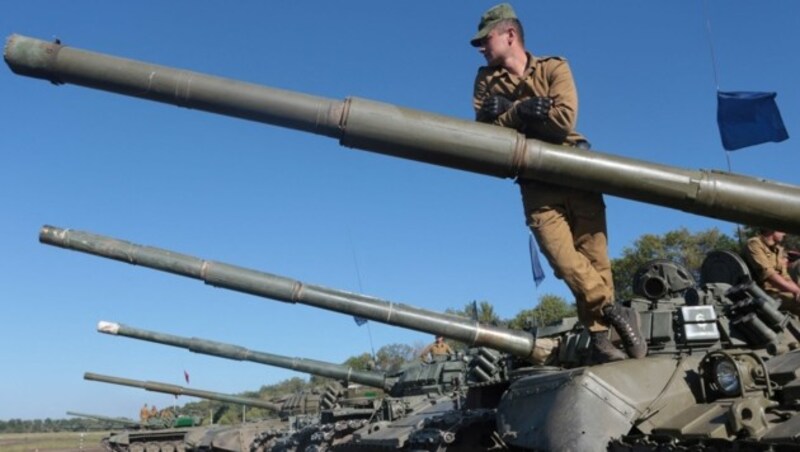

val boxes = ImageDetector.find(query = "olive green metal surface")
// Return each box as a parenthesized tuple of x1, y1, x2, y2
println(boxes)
(96, 321, 388, 389)
(84, 372, 282, 411)
(6, 34, 800, 233)
(40, 225, 539, 360)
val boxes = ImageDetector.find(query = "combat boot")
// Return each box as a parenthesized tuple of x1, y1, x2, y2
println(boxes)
(589, 332, 627, 364)
(603, 304, 648, 359)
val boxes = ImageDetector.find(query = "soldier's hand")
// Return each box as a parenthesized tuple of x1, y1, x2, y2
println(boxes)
(479, 95, 513, 121)
(517, 97, 553, 121)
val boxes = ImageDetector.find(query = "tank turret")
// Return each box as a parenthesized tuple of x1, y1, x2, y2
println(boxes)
(6, 34, 800, 233)
(84, 372, 282, 411)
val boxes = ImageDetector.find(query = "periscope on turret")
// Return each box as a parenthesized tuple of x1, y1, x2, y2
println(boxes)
(81, 357, 354, 451)
(5, 34, 800, 233)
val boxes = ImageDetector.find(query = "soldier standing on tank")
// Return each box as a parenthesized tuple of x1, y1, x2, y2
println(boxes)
(420, 335, 454, 362)
(744, 228, 800, 314)
(140, 403, 150, 425)
(469, 3, 646, 363)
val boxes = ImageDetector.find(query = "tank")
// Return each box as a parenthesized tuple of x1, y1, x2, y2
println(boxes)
(91, 412, 204, 452)
(39, 226, 800, 450)
(5, 34, 800, 234)
(12, 34, 800, 450)
(93, 320, 502, 451)
(182, 382, 353, 452)
(80, 370, 343, 452)
(75, 374, 213, 452)
(82, 372, 310, 452)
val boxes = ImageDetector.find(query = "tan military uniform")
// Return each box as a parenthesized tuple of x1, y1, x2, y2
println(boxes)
(420, 341, 453, 360)
(473, 53, 612, 332)
(745, 236, 800, 313)
(473, 53, 585, 145)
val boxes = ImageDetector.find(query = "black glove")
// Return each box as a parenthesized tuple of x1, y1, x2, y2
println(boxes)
(517, 97, 553, 121)
(479, 95, 513, 121)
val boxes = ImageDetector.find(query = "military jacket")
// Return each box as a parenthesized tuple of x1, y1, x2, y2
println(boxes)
(420, 341, 453, 358)
(473, 52, 586, 145)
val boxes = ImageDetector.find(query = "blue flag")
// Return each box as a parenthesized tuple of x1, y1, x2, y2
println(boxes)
(717, 91, 788, 151)
(353, 316, 368, 326)
(529, 233, 545, 287)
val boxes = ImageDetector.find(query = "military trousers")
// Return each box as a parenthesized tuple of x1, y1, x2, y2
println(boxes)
(521, 181, 613, 332)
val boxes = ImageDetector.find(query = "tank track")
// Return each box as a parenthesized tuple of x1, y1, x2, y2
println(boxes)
(103, 441, 186, 452)
(252, 418, 367, 451)
(251, 408, 501, 451)
(608, 434, 796, 451)
(334, 408, 499, 452)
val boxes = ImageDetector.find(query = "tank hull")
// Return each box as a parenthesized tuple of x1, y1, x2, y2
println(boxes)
(497, 355, 699, 450)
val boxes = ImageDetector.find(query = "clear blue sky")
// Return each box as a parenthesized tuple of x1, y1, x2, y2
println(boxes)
(2, 1, 799, 420)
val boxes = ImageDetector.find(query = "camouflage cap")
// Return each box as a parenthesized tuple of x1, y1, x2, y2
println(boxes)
(470, 3, 518, 47)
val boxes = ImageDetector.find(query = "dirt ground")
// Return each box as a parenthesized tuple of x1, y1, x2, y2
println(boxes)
(0, 432, 107, 452)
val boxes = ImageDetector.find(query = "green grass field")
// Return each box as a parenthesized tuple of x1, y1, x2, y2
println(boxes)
(0, 431, 107, 451)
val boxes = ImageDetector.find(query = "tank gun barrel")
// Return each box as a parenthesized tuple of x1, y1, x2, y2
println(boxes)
(6, 34, 800, 233)
(96, 321, 388, 389)
(83, 372, 281, 410)
(66, 411, 140, 426)
(40, 225, 540, 361)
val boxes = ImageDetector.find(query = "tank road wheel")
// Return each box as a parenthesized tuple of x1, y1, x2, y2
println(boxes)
(100, 437, 114, 452)
(144, 442, 161, 452)
(159, 443, 176, 452)
(129, 444, 145, 452)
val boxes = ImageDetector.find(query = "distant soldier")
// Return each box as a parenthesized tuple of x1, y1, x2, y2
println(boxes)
(160, 407, 174, 425)
(150, 405, 158, 419)
(139, 403, 150, 424)
(420, 335, 454, 361)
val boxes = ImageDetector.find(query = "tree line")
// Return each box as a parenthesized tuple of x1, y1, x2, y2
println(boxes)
(0, 417, 110, 433)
